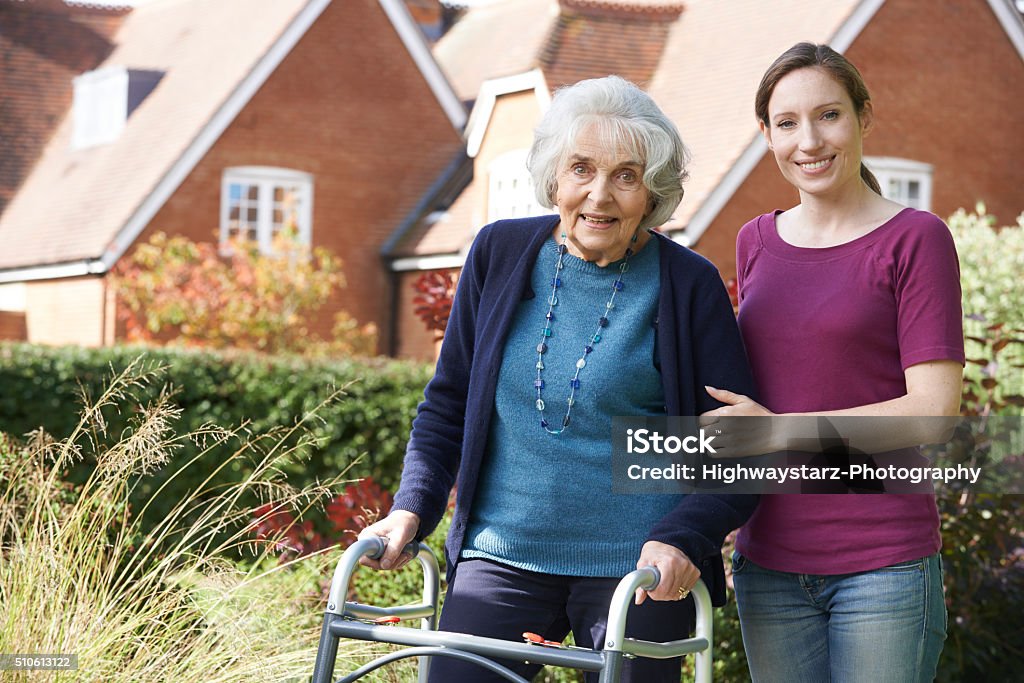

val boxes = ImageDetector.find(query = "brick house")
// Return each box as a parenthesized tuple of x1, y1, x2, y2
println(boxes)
(0, 0, 465, 349)
(386, 0, 1024, 360)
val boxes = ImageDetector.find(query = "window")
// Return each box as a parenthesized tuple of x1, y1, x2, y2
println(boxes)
(220, 167, 313, 254)
(864, 157, 933, 210)
(72, 67, 162, 150)
(72, 66, 128, 149)
(486, 149, 551, 224)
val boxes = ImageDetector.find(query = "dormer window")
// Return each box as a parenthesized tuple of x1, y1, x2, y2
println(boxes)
(72, 66, 163, 150)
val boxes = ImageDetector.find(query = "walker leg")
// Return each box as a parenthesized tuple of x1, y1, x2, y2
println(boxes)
(311, 616, 340, 683)
(597, 651, 624, 683)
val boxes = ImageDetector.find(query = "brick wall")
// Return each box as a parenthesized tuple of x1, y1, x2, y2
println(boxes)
(123, 0, 464, 354)
(848, 0, 1024, 225)
(0, 310, 27, 341)
(394, 269, 445, 361)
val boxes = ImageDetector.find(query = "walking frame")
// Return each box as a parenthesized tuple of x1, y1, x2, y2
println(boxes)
(311, 537, 713, 682)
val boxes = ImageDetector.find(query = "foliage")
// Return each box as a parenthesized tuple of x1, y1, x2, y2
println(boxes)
(113, 230, 377, 355)
(937, 489, 1024, 681)
(411, 270, 457, 339)
(0, 360, 390, 682)
(0, 343, 432, 535)
(950, 204, 1024, 406)
(251, 477, 394, 562)
(939, 206, 1024, 680)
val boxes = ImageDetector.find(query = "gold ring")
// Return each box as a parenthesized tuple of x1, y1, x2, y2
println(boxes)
(677, 586, 689, 599)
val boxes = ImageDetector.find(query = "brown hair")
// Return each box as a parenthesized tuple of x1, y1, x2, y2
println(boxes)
(755, 42, 881, 195)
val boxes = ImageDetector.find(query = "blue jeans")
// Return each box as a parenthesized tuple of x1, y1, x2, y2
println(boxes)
(731, 552, 946, 683)
(428, 558, 694, 683)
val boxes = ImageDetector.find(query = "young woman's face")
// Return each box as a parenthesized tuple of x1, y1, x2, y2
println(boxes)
(554, 124, 652, 267)
(761, 67, 872, 198)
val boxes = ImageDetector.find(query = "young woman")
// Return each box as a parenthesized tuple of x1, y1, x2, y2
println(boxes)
(702, 43, 964, 682)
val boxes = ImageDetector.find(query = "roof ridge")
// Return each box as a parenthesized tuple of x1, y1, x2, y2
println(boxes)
(559, 0, 684, 18)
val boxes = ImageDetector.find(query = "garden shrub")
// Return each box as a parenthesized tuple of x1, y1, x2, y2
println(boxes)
(0, 343, 432, 535)
(0, 360, 348, 682)
(950, 204, 1024, 408)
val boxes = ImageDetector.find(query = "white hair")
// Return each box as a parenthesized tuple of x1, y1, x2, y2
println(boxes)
(527, 75, 690, 230)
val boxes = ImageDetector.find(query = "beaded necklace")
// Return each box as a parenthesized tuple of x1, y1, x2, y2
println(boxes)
(534, 232, 636, 435)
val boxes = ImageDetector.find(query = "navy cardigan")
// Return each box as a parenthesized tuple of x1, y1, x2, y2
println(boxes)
(392, 216, 758, 606)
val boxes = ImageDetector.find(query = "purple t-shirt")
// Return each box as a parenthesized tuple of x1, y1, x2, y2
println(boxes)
(734, 208, 965, 574)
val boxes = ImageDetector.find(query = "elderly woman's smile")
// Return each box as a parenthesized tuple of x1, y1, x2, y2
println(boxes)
(555, 125, 653, 266)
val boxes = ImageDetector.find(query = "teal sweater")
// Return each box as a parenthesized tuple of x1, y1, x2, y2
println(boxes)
(462, 236, 679, 576)
(392, 216, 758, 606)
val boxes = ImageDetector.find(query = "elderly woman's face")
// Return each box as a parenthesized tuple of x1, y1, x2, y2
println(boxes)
(555, 125, 652, 266)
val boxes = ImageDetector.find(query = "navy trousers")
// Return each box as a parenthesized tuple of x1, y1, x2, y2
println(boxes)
(427, 558, 695, 683)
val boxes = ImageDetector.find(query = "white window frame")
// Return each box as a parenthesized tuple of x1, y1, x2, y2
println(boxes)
(72, 66, 128, 150)
(486, 149, 551, 226)
(219, 167, 314, 254)
(864, 157, 933, 210)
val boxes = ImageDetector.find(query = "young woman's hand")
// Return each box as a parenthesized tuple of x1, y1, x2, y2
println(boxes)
(701, 386, 772, 417)
(700, 386, 779, 456)
(356, 509, 421, 571)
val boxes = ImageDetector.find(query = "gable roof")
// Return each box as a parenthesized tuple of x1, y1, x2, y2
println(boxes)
(433, 0, 556, 102)
(395, 0, 866, 258)
(0, 0, 465, 283)
(655, 0, 1024, 242)
(647, 0, 873, 238)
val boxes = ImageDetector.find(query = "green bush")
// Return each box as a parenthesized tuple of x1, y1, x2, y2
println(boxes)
(943, 204, 1024, 678)
(0, 343, 432, 533)
(0, 360, 348, 682)
(950, 204, 1024, 406)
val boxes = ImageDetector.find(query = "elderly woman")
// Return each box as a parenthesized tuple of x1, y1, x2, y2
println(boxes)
(361, 75, 757, 682)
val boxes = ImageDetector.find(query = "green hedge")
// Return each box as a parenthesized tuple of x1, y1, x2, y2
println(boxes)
(0, 343, 432, 527)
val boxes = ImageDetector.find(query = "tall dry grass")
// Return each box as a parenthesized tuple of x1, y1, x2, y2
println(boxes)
(0, 358, 385, 682)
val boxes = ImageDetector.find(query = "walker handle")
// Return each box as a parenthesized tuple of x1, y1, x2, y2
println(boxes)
(640, 566, 662, 591)
(363, 535, 422, 562)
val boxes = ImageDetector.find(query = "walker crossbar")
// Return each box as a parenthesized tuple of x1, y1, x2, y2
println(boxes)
(327, 619, 606, 670)
(311, 537, 714, 683)
(333, 646, 531, 683)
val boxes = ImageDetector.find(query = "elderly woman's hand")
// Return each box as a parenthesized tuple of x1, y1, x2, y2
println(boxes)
(357, 509, 421, 571)
(634, 540, 700, 605)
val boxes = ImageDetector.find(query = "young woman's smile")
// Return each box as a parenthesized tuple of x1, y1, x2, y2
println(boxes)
(761, 66, 872, 199)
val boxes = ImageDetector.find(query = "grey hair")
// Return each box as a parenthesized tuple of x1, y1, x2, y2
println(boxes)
(527, 75, 690, 230)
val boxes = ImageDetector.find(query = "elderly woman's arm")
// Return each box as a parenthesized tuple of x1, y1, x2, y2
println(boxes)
(359, 233, 489, 571)
(638, 264, 760, 604)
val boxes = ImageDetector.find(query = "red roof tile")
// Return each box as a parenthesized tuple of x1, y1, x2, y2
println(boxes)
(541, 1, 681, 90)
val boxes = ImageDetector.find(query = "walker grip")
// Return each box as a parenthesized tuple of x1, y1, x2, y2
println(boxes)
(366, 535, 421, 562)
